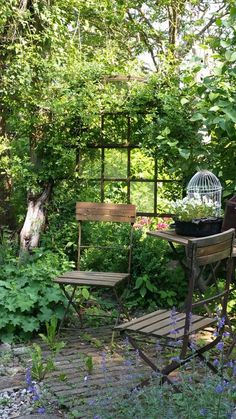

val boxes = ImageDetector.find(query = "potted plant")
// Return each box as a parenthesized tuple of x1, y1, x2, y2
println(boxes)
(168, 196, 223, 237)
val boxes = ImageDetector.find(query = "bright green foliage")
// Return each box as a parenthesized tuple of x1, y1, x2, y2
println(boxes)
(31, 343, 55, 382)
(130, 228, 186, 309)
(39, 315, 65, 354)
(189, 6, 236, 196)
(0, 242, 73, 343)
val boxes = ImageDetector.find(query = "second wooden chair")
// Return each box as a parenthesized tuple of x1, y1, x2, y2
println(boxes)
(54, 202, 136, 335)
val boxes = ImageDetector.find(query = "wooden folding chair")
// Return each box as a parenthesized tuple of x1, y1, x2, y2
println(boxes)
(115, 229, 235, 387)
(222, 196, 236, 281)
(54, 202, 136, 335)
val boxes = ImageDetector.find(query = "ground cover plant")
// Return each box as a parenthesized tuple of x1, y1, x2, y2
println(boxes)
(0, 232, 73, 343)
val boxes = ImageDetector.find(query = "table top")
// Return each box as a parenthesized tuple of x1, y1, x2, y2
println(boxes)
(147, 229, 236, 255)
(147, 229, 195, 246)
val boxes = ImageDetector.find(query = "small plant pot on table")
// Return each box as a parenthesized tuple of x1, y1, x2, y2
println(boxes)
(174, 217, 223, 237)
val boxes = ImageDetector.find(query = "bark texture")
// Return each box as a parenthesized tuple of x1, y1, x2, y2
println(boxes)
(20, 184, 52, 251)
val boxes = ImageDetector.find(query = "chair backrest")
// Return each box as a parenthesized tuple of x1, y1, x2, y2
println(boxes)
(179, 229, 235, 357)
(187, 228, 235, 266)
(185, 228, 235, 316)
(76, 202, 136, 271)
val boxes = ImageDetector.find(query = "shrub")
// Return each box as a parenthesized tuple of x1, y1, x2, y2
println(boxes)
(0, 241, 73, 343)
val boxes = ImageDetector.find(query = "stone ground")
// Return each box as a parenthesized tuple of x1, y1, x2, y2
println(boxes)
(0, 325, 153, 418)
(0, 325, 235, 418)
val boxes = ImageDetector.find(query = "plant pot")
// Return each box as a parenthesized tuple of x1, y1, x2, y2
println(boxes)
(174, 217, 223, 237)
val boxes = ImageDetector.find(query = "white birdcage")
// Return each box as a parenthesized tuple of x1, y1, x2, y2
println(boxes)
(187, 170, 222, 215)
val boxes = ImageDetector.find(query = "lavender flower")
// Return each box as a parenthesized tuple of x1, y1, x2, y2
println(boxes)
(216, 341, 224, 351)
(217, 316, 225, 330)
(171, 356, 180, 363)
(213, 358, 220, 367)
(38, 407, 46, 414)
(215, 383, 224, 394)
(199, 407, 208, 416)
(25, 368, 32, 386)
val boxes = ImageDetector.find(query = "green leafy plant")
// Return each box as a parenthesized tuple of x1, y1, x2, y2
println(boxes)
(0, 244, 73, 343)
(85, 355, 94, 374)
(39, 315, 65, 354)
(31, 343, 55, 381)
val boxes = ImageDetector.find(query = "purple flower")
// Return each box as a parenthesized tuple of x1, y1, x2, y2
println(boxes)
(88, 399, 96, 406)
(217, 316, 225, 330)
(199, 408, 208, 416)
(216, 341, 224, 351)
(215, 383, 224, 394)
(37, 407, 46, 414)
(155, 341, 162, 351)
(213, 358, 220, 367)
(171, 356, 180, 362)
(25, 368, 32, 387)
(189, 340, 197, 351)
(226, 360, 233, 368)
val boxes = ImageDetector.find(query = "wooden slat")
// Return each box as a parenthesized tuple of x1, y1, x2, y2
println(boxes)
(117, 309, 217, 340)
(55, 278, 120, 286)
(76, 202, 136, 223)
(57, 271, 129, 279)
(115, 310, 168, 330)
(166, 317, 216, 339)
(54, 270, 129, 287)
(196, 239, 232, 257)
(190, 228, 234, 247)
(147, 230, 189, 246)
(197, 248, 232, 266)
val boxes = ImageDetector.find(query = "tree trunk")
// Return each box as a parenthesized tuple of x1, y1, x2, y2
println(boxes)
(20, 184, 52, 252)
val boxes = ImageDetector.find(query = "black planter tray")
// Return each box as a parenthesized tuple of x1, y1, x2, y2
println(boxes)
(174, 217, 223, 237)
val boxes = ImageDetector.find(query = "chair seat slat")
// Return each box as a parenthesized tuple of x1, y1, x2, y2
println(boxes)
(116, 310, 217, 340)
(115, 310, 169, 330)
(58, 271, 129, 278)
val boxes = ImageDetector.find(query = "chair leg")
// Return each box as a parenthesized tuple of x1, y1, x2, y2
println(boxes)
(111, 288, 130, 346)
(58, 285, 83, 335)
(126, 334, 181, 392)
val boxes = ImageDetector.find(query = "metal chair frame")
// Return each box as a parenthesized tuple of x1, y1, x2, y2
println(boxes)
(115, 229, 235, 387)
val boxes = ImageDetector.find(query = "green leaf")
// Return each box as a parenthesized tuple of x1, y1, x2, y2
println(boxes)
(82, 288, 90, 299)
(222, 107, 236, 123)
(135, 276, 144, 289)
(209, 106, 220, 112)
(180, 97, 189, 105)
(190, 113, 204, 121)
(179, 149, 190, 160)
(215, 18, 222, 27)
(140, 286, 147, 298)
(209, 92, 219, 102)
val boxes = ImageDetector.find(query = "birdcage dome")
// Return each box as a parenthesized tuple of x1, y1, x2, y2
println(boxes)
(187, 170, 222, 214)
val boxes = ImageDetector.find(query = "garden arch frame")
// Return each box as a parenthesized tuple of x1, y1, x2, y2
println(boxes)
(79, 111, 182, 217)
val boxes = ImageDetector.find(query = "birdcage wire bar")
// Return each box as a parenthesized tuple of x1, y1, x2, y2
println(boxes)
(187, 170, 222, 216)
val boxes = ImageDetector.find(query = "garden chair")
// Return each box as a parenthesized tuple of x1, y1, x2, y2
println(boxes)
(115, 229, 235, 387)
(221, 195, 236, 281)
(54, 202, 136, 336)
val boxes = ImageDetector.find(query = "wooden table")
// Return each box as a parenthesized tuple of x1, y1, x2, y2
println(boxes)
(147, 229, 192, 246)
(147, 229, 236, 290)
(147, 229, 236, 278)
